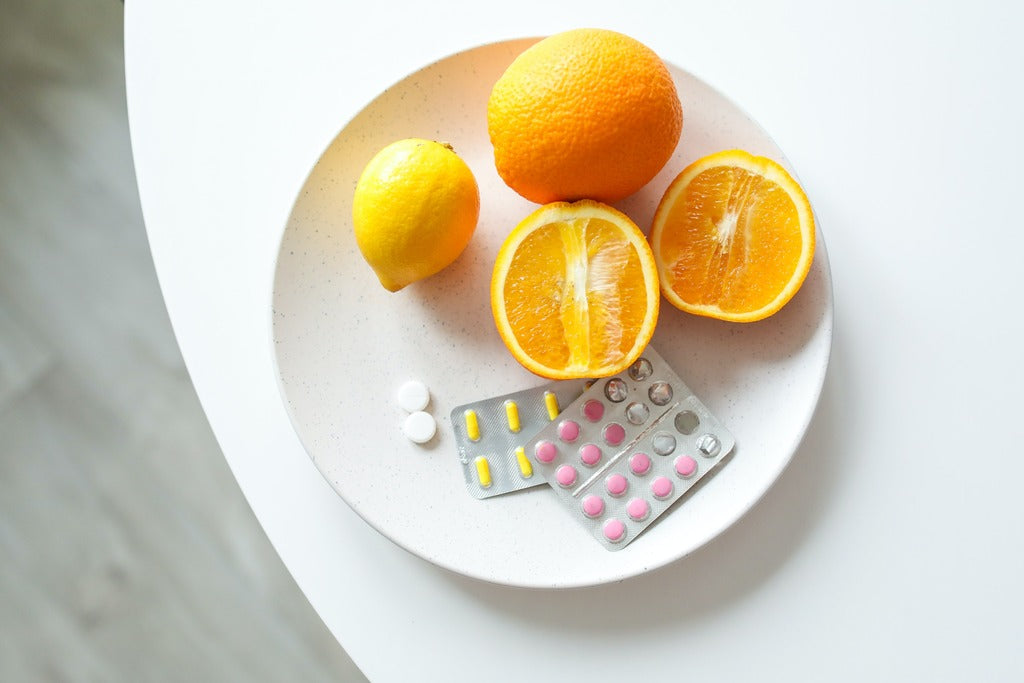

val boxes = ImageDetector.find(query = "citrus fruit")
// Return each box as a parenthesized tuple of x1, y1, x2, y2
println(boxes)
(352, 138, 479, 292)
(487, 28, 683, 204)
(649, 149, 815, 322)
(491, 200, 660, 379)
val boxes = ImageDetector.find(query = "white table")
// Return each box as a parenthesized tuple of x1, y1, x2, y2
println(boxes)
(125, 2, 1024, 679)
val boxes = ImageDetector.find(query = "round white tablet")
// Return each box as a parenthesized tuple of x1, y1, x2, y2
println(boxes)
(402, 411, 436, 444)
(396, 380, 430, 412)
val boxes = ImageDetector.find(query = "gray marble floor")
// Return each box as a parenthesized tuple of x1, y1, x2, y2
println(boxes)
(0, 1, 365, 680)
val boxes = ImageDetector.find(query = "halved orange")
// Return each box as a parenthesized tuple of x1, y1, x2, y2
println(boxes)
(491, 200, 660, 379)
(650, 149, 816, 322)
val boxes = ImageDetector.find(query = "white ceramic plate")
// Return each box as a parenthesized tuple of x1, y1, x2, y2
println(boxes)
(271, 38, 833, 588)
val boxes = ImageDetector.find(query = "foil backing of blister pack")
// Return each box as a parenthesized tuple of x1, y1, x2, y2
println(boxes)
(451, 379, 589, 499)
(523, 346, 736, 550)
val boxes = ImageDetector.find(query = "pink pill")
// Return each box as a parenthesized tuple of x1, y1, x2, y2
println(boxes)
(535, 440, 557, 463)
(603, 422, 626, 446)
(606, 473, 628, 497)
(675, 455, 698, 478)
(558, 420, 581, 443)
(555, 464, 578, 487)
(582, 495, 605, 518)
(582, 399, 605, 422)
(627, 498, 650, 522)
(603, 518, 627, 543)
(651, 476, 674, 500)
(629, 452, 652, 475)
(579, 443, 602, 466)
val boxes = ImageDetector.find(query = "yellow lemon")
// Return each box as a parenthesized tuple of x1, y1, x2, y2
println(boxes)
(353, 138, 480, 291)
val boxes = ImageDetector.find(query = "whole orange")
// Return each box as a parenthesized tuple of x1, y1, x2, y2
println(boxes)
(487, 29, 683, 204)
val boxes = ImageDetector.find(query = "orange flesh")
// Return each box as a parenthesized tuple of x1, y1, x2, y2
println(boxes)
(501, 217, 649, 374)
(659, 166, 804, 315)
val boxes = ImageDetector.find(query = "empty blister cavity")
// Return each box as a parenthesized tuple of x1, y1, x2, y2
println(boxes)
(652, 432, 676, 456)
(625, 401, 649, 425)
(675, 410, 700, 434)
(649, 381, 673, 406)
(628, 357, 653, 381)
(604, 378, 628, 402)
(697, 434, 722, 458)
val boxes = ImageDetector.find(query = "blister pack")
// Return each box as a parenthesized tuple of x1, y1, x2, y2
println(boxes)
(523, 346, 736, 550)
(451, 379, 589, 499)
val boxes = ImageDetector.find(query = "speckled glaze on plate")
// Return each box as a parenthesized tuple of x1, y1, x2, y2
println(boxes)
(271, 39, 833, 588)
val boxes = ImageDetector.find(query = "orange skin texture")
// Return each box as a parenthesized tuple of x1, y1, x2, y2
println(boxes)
(487, 29, 683, 204)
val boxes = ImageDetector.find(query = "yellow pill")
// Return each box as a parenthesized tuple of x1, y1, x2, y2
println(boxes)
(464, 409, 481, 442)
(505, 400, 521, 433)
(515, 446, 533, 479)
(544, 391, 560, 420)
(474, 456, 492, 488)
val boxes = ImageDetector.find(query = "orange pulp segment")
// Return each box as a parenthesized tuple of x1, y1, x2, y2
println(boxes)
(491, 200, 660, 379)
(649, 149, 816, 322)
